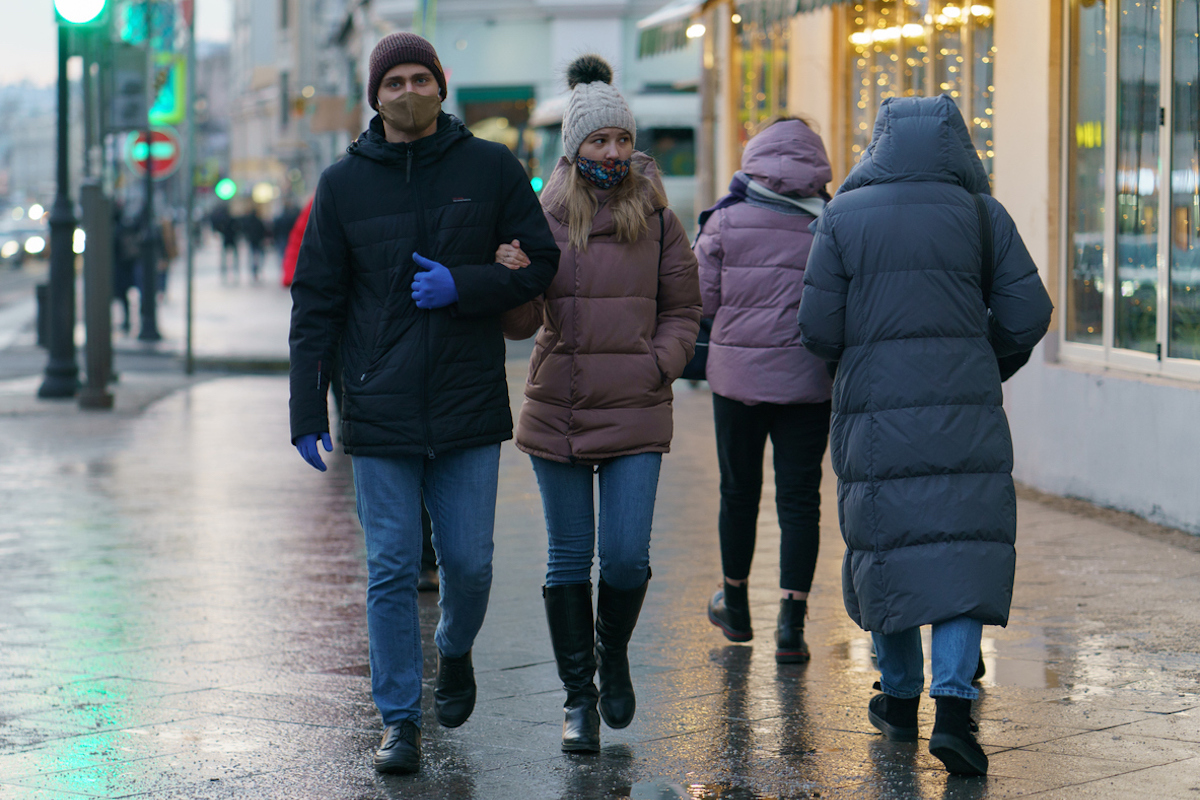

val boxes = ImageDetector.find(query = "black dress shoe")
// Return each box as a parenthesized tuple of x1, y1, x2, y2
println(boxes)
(434, 649, 476, 728)
(373, 721, 421, 774)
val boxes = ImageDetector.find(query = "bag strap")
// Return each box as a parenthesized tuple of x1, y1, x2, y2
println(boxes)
(973, 194, 994, 307)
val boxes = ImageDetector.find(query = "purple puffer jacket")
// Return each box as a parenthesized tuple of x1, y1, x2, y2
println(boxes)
(695, 119, 834, 405)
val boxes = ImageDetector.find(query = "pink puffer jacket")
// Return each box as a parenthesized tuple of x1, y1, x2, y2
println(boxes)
(695, 119, 833, 405)
(503, 154, 702, 463)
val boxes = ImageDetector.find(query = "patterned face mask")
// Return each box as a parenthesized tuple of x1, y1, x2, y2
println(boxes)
(576, 155, 632, 190)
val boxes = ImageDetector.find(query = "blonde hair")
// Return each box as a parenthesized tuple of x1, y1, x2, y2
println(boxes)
(542, 159, 668, 252)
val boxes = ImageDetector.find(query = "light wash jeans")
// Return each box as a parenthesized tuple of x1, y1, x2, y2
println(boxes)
(872, 615, 983, 701)
(353, 444, 500, 727)
(530, 453, 662, 590)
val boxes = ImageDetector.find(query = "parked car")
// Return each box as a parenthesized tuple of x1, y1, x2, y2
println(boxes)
(0, 218, 50, 268)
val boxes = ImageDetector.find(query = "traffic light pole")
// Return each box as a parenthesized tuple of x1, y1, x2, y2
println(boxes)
(38, 24, 80, 399)
(184, 0, 196, 374)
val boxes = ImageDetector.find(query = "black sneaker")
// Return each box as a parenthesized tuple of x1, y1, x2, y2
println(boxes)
(434, 649, 476, 728)
(868, 692, 919, 742)
(373, 721, 420, 774)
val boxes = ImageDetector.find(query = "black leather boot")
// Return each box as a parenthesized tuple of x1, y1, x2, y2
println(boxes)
(775, 598, 810, 663)
(595, 573, 649, 729)
(929, 696, 988, 776)
(707, 580, 752, 642)
(543, 583, 600, 752)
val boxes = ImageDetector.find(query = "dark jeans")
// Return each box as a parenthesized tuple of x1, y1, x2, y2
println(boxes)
(712, 394, 831, 592)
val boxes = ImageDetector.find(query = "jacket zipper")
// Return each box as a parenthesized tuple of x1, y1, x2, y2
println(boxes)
(408, 144, 434, 458)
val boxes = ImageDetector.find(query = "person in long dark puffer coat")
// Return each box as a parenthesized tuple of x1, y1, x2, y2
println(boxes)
(797, 94, 1052, 777)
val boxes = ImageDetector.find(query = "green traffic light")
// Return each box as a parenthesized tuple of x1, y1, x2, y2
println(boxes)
(54, 0, 108, 24)
(531, 176, 544, 193)
(214, 179, 238, 201)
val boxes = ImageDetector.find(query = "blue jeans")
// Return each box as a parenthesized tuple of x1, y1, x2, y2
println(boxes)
(530, 453, 662, 590)
(353, 444, 500, 727)
(872, 615, 983, 701)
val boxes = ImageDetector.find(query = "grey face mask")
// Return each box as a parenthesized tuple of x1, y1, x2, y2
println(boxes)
(378, 92, 441, 135)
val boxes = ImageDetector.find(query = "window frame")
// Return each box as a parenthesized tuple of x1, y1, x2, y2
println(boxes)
(1059, 0, 1200, 380)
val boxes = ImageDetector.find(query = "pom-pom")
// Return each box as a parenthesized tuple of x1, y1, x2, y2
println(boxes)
(567, 55, 614, 89)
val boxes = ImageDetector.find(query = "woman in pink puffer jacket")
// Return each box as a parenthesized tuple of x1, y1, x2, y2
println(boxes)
(696, 117, 833, 664)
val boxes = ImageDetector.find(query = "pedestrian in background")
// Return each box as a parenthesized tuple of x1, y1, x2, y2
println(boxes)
(499, 55, 702, 754)
(209, 202, 239, 280)
(289, 32, 559, 775)
(797, 94, 1053, 776)
(111, 202, 137, 334)
(695, 117, 833, 664)
(240, 207, 268, 282)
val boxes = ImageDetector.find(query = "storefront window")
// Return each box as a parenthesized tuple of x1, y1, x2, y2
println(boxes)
(1170, 0, 1200, 358)
(1066, 0, 1107, 345)
(844, 0, 995, 179)
(1064, 0, 1200, 367)
(733, 15, 791, 146)
(1115, 0, 1161, 353)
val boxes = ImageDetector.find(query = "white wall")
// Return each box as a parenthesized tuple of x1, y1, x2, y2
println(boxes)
(1005, 355, 1200, 533)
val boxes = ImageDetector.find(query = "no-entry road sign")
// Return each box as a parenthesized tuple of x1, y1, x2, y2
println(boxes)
(124, 127, 181, 181)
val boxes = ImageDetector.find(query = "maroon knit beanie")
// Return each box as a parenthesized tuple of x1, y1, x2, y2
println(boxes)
(367, 32, 447, 109)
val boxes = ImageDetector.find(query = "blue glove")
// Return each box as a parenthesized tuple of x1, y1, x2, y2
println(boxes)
(411, 252, 459, 309)
(296, 432, 332, 472)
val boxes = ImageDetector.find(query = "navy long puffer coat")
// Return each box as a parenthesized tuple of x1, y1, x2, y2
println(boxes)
(797, 95, 1053, 635)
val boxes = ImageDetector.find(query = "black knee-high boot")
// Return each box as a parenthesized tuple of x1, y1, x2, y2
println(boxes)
(595, 572, 650, 729)
(543, 583, 600, 752)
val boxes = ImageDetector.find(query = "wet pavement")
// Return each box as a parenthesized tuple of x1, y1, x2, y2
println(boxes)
(1, 245, 1200, 798)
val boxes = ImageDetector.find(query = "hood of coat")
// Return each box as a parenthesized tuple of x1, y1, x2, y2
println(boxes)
(740, 119, 832, 198)
(346, 112, 472, 168)
(838, 94, 990, 196)
(542, 151, 668, 233)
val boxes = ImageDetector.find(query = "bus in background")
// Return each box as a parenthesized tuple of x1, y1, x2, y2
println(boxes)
(526, 89, 698, 240)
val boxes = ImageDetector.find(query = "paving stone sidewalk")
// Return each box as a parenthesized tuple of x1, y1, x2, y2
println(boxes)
(0, 240, 1199, 798)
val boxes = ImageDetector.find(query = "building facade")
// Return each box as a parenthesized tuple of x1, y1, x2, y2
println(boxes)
(228, 0, 354, 212)
(640, 0, 1200, 532)
(327, 0, 704, 229)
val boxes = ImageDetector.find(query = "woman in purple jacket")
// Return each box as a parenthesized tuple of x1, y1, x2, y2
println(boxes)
(696, 117, 833, 663)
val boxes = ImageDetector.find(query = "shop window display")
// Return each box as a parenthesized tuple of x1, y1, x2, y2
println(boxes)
(732, 14, 791, 146)
(845, 0, 996, 179)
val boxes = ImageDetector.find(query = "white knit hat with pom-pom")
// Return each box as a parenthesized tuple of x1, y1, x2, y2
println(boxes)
(562, 55, 637, 162)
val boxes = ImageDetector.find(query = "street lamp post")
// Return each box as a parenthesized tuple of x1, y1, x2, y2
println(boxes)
(138, 0, 161, 342)
(38, 24, 80, 399)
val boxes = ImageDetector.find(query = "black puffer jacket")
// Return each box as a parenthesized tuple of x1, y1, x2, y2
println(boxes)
(289, 113, 559, 456)
(798, 95, 1053, 634)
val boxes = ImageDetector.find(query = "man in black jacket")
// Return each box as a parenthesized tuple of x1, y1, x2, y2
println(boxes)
(288, 33, 558, 775)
